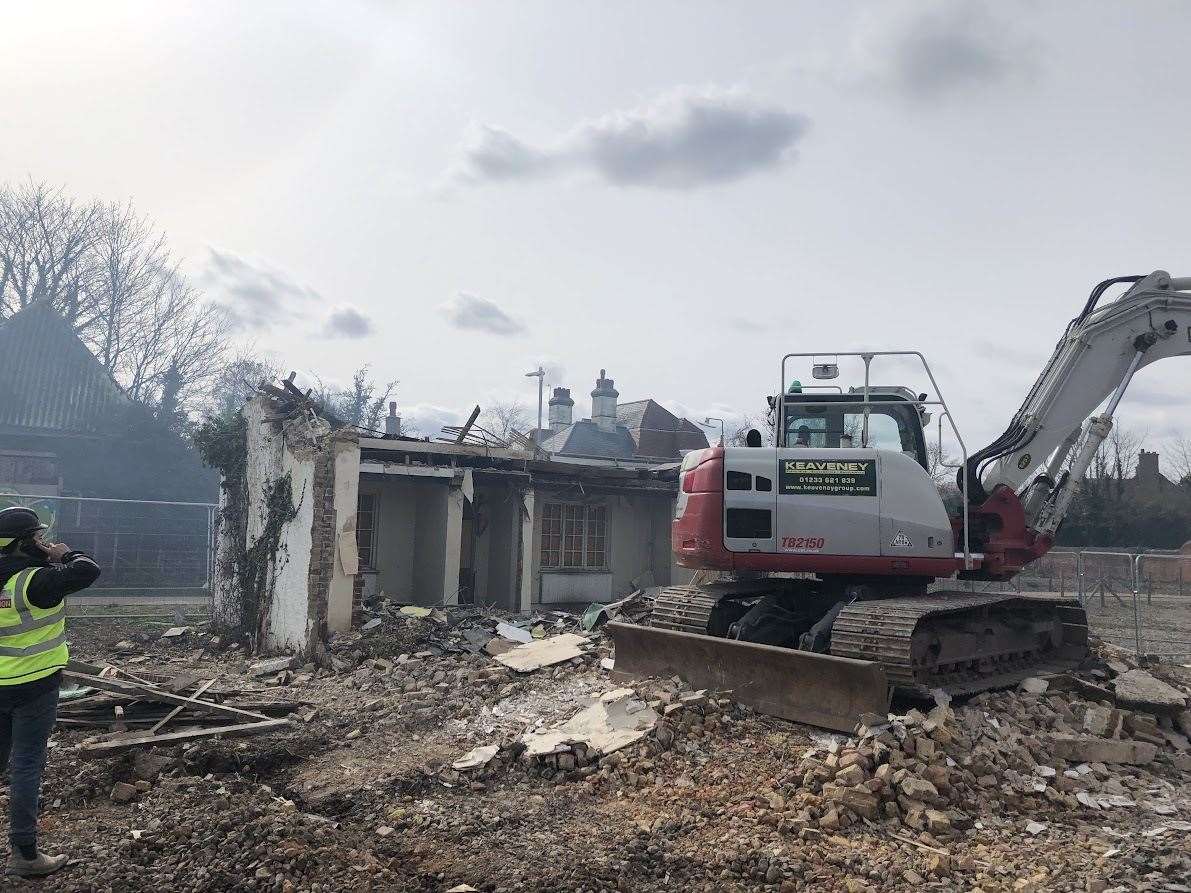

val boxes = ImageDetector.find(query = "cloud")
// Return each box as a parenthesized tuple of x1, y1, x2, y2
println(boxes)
(440, 293, 526, 336)
(198, 247, 321, 332)
(449, 87, 810, 190)
(400, 403, 466, 439)
(847, 1, 1036, 99)
(323, 305, 373, 339)
(526, 355, 567, 387)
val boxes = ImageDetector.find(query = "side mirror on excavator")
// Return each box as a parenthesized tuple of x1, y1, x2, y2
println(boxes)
(746, 429, 763, 448)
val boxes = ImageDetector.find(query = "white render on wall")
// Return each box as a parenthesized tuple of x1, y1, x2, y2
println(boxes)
(328, 438, 361, 632)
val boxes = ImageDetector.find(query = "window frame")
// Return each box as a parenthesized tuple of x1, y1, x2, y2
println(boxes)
(540, 502, 609, 571)
(356, 492, 379, 570)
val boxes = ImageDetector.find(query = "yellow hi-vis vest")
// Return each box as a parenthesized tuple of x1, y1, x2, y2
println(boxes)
(0, 568, 68, 685)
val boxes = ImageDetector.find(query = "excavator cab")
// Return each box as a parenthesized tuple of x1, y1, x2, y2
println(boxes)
(776, 388, 930, 471)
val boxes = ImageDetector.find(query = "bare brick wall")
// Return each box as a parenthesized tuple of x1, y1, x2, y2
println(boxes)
(305, 445, 336, 639)
(352, 575, 365, 626)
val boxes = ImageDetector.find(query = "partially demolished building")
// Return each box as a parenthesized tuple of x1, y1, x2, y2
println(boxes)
(211, 377, 684, 655)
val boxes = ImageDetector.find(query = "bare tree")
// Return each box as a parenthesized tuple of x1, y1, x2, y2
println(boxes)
(0, 180, 231, 421)
(121, 275, 231, 424)
(206, 350, 284, 422)
(926, 438, 957, 488)
(729, 414, 773, 446)
(85, 199, 170, 373)
(1081, 425, 1146, 501)
(0, 180, 101, 323)
(482, 399, 531, 441)
(1166, 436, 1191, 487)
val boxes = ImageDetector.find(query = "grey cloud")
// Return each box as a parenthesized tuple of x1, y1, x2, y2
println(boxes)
(458, 126, 555, 183)
(441, 292, 526, 336)
(452, 88, 809, 190)
(851, 1, 1036, 99)
(199, 247, 321, 332)
(323, 305, 373, 339)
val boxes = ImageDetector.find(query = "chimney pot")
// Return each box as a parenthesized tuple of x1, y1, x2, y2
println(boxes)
(548, 386, 574, 431)
(591, 369, 619, 432)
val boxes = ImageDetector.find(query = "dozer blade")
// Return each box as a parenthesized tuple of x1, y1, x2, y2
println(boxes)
(606, 621, 889, 733)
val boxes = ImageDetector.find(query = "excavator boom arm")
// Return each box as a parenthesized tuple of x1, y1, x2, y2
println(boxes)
(966, 271, 1191, 521)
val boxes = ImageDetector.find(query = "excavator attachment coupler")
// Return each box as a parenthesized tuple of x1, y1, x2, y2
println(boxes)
(606, 621, 889, 733)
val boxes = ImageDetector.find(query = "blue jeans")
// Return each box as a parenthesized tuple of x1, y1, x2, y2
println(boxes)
(0, 684, 58, 849)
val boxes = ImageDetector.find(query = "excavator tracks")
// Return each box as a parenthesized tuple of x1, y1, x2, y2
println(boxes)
(829, 591, 1089, 698)
(650, 587, 721, 636)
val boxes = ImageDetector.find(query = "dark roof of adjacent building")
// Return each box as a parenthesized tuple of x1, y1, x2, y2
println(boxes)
(0, 303, 130, 435)
(537, 419, 638, 459)
(616, 399, 709, 458)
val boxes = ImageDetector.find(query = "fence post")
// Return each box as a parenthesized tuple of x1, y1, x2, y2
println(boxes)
(1131, 554, 1142, 657)
(1076, 551, 1084, 605)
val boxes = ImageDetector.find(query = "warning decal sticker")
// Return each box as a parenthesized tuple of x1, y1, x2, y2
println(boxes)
(778, 458, 877, 497)
(889, 531, 912, 548)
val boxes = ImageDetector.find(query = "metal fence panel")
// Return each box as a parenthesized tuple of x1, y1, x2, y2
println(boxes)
(929, 546, 1191, 659)
(0, 493, 215, 599)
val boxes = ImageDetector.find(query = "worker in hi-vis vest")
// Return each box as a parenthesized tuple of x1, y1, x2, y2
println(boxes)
(0, 507, 98, 877)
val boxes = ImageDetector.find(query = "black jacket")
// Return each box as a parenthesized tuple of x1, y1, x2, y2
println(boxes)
(0, 551, 101, 608)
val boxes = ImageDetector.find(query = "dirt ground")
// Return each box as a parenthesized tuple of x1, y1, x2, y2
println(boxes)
(3, 611, 1189, 892)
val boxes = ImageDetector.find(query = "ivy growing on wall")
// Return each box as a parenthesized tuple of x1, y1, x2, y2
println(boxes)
(194, 414, 300, 648)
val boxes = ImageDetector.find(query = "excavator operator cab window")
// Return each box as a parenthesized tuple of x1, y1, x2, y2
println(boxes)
(781, 394, 929, 470)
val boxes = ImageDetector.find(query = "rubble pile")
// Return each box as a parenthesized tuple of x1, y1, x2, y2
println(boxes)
(18, 614, 1190, 891)
(787, 649, 1190, 841)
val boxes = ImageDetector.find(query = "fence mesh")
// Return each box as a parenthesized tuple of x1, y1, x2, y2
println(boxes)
(0, 494, 214, 599)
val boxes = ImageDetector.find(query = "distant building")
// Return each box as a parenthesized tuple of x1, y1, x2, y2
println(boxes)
(0, 303, 217, 594)
(1129, 449, 1183, 498)
(534, 370, 708, 460)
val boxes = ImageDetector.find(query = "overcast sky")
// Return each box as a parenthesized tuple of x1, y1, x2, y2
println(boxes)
(5, 1, 1190, 467)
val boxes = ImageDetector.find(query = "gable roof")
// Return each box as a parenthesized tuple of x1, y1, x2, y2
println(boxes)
(0, 302, 131, 435)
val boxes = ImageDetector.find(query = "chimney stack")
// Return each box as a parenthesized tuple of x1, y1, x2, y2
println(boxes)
(591, 369, 619, 432)
(385, 401, 402, 437)
(548, 387, 574, 431)
(1137, 449, 1160, 483)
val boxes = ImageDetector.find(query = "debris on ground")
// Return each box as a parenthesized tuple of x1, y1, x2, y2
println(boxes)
(19, 611, 1191, 892)
(493, 632, 591, 672)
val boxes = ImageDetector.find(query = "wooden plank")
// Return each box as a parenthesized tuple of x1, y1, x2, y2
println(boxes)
(79, 719, 291, 755)
(63, 672, 269, 723)
(149, 678, 217, 735)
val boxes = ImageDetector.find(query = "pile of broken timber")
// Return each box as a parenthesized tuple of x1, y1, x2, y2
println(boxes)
(61, 660, 299, 756)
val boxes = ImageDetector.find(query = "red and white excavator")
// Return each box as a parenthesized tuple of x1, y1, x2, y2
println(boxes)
(609, 271, 1191, 730)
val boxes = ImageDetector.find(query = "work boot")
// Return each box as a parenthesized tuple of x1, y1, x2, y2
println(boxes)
(6, 849, 67, 877)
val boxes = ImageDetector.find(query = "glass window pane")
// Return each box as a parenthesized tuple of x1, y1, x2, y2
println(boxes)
(586, 506, 606, 567)
(843, 412, 908, 452)
(541, 503, 563, 567)
(563, 505, 584, 567)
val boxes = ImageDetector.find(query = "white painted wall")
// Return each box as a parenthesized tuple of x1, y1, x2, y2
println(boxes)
(327, 435, 360, 632)
(262, 441, 316, 652)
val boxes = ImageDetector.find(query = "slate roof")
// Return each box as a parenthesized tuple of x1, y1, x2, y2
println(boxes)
(0, 303, 130, 435)
(538, 419, 638, 459)
(616, 399, 709, 458)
